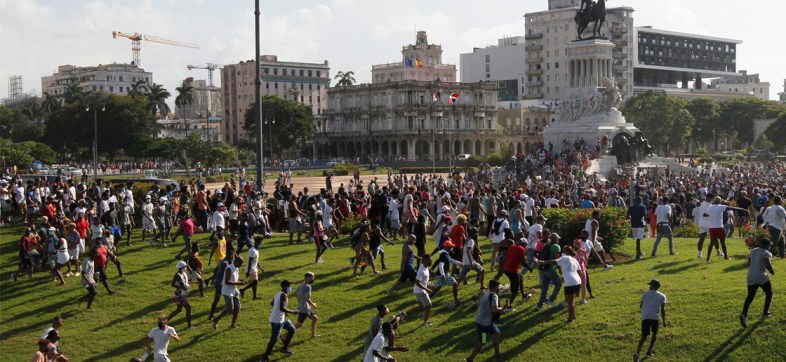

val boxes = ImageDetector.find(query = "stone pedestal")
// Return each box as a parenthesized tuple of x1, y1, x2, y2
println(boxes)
(544, 107, 639, 154)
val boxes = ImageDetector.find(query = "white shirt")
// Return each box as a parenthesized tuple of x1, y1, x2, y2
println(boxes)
(221, 264, 239, 296)
(706, 204, 728, 229)
(247, 247, 259, 271)
(211, 210, 226, 230)
(555, 256, 582, 287)
(524, 198, 536, 216)
(363, 332, 389, 362)
(462, 239, 476, 265)
(763, 205, 786, 231)
(323, 204, 334, 227)
(269, 291, 288, 323)
(527, 224, 543, 249)
(584, 219, 598, 242)
(413, 264, 430, 294)
(490, 218, 509, 244)
(147, 326, 177, 359)
(388, 198, 400, 220)
(655, 204, 672, 224)
(694, 201, 710, 228)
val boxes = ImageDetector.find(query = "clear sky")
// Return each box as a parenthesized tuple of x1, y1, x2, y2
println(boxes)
(1, 0, 784, 107)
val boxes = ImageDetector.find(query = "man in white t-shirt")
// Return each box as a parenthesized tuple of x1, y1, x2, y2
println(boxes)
(693, 195, 711, 259)
(490, 210, 509, 272)
(144, 316, 179, 362)
(704, 196, 748, 262)
(634, 279, 667, 362)
(651, 197, 675, 257)
(388, 195, 401, 236)
(524, 215, 545, 275)
(763, 195, 786, 258)
(400, 254, 433, 326)
(211, 256, 245, 329)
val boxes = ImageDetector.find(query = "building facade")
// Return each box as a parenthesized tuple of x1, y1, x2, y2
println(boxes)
(157, 118, 221, 141)
(316, 80, 512, 161)
(220, 55, 330, 144)
(174, 78, 222, 120)
(708, 71, 770, 100)
(780, 80, 786, 104)
(459, 36, 528, 101)
(41, 63, 153, 97)
(371, 31, 457, 84)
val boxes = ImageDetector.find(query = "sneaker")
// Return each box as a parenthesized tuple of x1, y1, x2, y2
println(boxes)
(148, 240, 154, 246)
(739, 313, 748, 327)
(421, 321, 431, 327)
(645, 351, 655, 357)
(561, 300, 568, 307)
(211, 318, 217, 330)
(399, 312, 407, 323)
(523, 293, 533, 302)
(633, 352, 640, 362)
(317, 258, 325, 264)
(281, 348, 294, 356)
(162, 243, 168, 248)
(12, 273, 17, 282)
(762, 312, 772, 319)
(670, 252, 679, 255)
(546, 300, 558, 308)
(604, 264, 614, 270)
(717, 250, 724, 257)
(697, 252, 703, 259)
(581, 299, 589, 305)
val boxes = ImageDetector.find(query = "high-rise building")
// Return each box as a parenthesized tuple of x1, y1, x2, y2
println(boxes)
(459, 36, 528, 101)
(220, 55, 330, 144)
(371, 31, 457, 84)
(41, 63, 153, 97)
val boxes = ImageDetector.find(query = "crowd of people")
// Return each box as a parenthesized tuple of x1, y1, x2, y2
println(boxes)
(5, 153, 782, 361)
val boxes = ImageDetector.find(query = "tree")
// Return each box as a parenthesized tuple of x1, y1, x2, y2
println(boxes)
(333, 71, 356, 87)
(42, 92, 61, 114)
(719, 97, 784, 147)
(146, 83, 171, 119)
(622, 91, 692, 155)
(0, 103, 44, 142)
(753, 133, 774, 151)
(243, 95, 315, 157)
(64, 82, 88, 104)
(128, 79, 148, 97)
(764, 113, 786, 151)
(175, 81, 195, 131)
(685, 97, 720, 149)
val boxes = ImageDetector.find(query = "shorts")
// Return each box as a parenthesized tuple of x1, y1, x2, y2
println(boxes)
(174, 294, 190, 307)
(415, 292, 432, 308)
(631, 227, 645, 240)
(142, 218, 155, 231)
(475, 322, 500, 344)
(371, 246, 384, 258)
(436, 275, 457, 288)
(564, 285, 581, 295)
(641, 319, 659, 336)
(187, 270, 202, 281)
(297, 310, 317, 324)
(398, 269, 416, 283)
(68, 248, 79, 260)
(19, 254, 32, 268)
(289, 218, 303, 233)
(460, 263, 484, 278)
(326, 225, 338, 235)
(593, 240, 604, 252)
(96, 268, 108, 282)
(56, 251, 70, 265)
(698, 226, 709, 234)
(391, 219, 401, 230)
(504, 271, 520, 295)
(709, 227, 726, 239)
(79, 239, 85, 254)
(223, 294, 241, 313)
(248, 271, 258, 281)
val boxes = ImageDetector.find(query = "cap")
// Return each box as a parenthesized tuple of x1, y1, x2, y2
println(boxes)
(500, 209, 508, 215)
(159, 197, 166, 203)
(441, 205, 450, 212)
(280, 280, 293, 288)
(215, 190, 223, 195)
(647, 279, 661, 288)
(145, 195, 151, 200)
(217, 202, 224, 207)
(520, 194, 528, 200)
(176, 261, 187, 269)
(443, 241, 456, 248)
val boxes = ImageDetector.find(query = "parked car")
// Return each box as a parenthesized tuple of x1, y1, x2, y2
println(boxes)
(457, 154, 472, 161)
(721, 151, 743, 158)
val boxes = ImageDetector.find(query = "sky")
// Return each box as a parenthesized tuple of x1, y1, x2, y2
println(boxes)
(1, 0, 784, 107)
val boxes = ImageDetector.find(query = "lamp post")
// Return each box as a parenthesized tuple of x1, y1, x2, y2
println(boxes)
(254, 0, 264, 191)
(265, 119, 275, 163)
(85, 104, 105, 182)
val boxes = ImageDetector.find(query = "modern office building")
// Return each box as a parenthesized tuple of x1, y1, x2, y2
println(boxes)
(371, 31, 457, 84)
(459, 36, 528, 101)
(220, 55, 330, 144)
(41, 63, 153, 97)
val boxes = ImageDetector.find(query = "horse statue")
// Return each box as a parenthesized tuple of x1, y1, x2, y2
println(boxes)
(575, 0, 607, 40)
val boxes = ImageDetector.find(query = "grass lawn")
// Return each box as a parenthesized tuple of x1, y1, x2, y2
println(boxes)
(1, 224, 784, 362)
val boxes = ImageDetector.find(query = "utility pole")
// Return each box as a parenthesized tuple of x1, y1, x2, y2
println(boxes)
(254, 0, 264, 191)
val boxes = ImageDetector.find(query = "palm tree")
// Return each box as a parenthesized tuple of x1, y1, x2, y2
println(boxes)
(334, 71, 356, 87)
(64, 81, 86, 104)
(128, 79, 148, 97)
(146, 83, 171, 119)
(175, 81, 195, 134)
(41, 92, 61, 114)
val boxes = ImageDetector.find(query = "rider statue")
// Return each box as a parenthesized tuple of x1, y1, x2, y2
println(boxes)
(579, 0, 594, 14)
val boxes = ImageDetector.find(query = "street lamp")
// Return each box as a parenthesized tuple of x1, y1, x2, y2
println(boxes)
(265, 119, 275, 163)
(85, 104, 105, 182)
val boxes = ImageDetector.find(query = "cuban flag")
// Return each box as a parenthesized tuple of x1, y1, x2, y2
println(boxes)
(449, 92, 460, 104)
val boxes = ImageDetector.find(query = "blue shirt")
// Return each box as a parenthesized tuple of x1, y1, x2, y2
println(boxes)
(627, 204, 647, 228)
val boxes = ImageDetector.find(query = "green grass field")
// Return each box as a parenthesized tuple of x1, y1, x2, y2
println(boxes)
(1, 225, 784, 362)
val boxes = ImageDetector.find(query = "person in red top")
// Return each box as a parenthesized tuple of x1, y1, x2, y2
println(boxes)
(12, 227, 39, 280)
(92, 240, 115, 295)
(500, 231, 531, 310)
(173, 214, 196, 260)
(450, 215, 468, 275)
(41, 198, 56, 222)
(74, 212, 89, 248)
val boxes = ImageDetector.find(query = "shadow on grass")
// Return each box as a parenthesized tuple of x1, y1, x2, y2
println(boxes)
(723, 262, 748, 273)
(649, 259, 702, 274)
(0, 310, 78, 340)
(92, 297, 172, 332)
(82, 339, 144, 362)
(703, 319, 763, 362)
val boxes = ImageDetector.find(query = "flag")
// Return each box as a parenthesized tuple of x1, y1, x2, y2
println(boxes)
(449, 92, 459, 104)
(404, 57, 413, 68)
(415, 58, 423, 68)
(432, 92, 438, 104)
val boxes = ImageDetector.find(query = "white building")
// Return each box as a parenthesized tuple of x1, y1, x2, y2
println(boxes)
(372, 31, 457, 84)
(220, 55, 330, 144)
(174, 78, 222, 120)
(157, 118, 221, 141)
(41, 63, 153, 97)
(459, 36, 528, 101)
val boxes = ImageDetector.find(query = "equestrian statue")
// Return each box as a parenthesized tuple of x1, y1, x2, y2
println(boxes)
(575, 0, 607, 40)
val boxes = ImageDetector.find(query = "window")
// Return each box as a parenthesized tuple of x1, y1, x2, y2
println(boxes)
(308, 70, 313, 77)
(273, 68, 278, 75)
(109, 86, 114, 92)
(283, 69, 288, 76)
(485, 54, 491, 62)
(299, 69, 304, 77)
(316, 71, 321, 77)
(119, 76, 123, 81)
(555, 62, 559, 69)
(120, 86, 124, 93)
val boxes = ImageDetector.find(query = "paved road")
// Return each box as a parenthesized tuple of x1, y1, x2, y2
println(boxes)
(204, 173, 450, 193)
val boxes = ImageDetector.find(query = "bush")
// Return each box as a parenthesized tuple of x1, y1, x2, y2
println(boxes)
(695, 147, 707, 155)
(542, 207, 628, 254)
(673, 221, 699, 238)
(740, 224, 769, 249)
(339, 214, 363, 235)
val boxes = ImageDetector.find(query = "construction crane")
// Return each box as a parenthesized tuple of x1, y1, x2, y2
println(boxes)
(112, 31, 199, 68)
(187, 63, 222, 87)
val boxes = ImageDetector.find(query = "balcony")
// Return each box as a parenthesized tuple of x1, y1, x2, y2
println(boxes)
(617, 78, 628, 85)
(527, 81, 543, 87)
(526, 57, 543, 64)
(610, 25, 628, 34)
(612, 64, 626, 73)
(612, 50, 627, 59)
(525, 32, 543, 40)
(526, 69, 543, 76)
(527, 93, 544, 99)
(612, 37, 628, 47)
(525, 44, 543, 52)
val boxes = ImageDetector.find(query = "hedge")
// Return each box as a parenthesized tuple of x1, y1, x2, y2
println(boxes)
(398, 166, 477, 174)
(542, 207, 628, 254)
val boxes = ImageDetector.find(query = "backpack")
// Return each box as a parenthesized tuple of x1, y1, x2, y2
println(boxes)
(537, 242, 553, 271)
(349, 226, 364, 249)
(492, 219, 503, 235)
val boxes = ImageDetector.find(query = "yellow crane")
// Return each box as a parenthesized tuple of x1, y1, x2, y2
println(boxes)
(187, 63, 222, 87)
(112, 31, 199, 68)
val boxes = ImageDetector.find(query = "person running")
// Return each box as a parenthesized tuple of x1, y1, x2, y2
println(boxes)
(627, 197, 648, 260)
(207, 244, 234, 320)
(400, 254, 433, 326)
(585, 210, 613, 269)
(464, 279, 504, 362)
(239, 236, 264, 299)
(363, 322, 409, 362)
(704, 196, 748, 261)
(456, 219, 486, 291)
(489, 210, 509, 273)
(500, 234, 531, 310)
(293, 272, 320, 338)
(352, 223, 381, 276)
(211, 256, 245, 329)
(387, 234, 421, 295)
(92, 239, 116, 294)
(538, 245, 582, 322)
(651, 197, 676, 257)
(261, 280, 297, 362)
(78, 248, 97, 309)
(363, 305, 400, 357)
(694, 194, 712, 259)
(65, 224, 80, 277)
(143, 316, 179, 362)
(172, 214, 195, 260)
(740, 238, 775, 328)
(536, 229, 562, 309)
(762, 196, 786, 258)
(140, 195, 158, 244)
(167, 261, 193, 329)
(312, 211, 328, 264)
(12, 226, 39, 281)
(185, 243, 205, 298)
(431, 241, 463, 307)
(633, 280, 668, 362)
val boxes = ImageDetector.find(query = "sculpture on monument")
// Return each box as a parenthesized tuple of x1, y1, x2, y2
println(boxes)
(610, 131, 654, 165)
(575, 0, 607, 40)
(556, 77, 622, 123)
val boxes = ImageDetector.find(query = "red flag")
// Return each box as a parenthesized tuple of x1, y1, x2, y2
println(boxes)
(449, 93, 459, 104)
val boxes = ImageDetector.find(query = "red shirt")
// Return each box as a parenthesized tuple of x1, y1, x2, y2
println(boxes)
(181, 218, 195, 236)
(502, 244, 526, 273)
(20, 236, 32, 255)
(93, 245, 108, 269)
(450, 224, 466, 250)
(75, 219, 89, 239)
